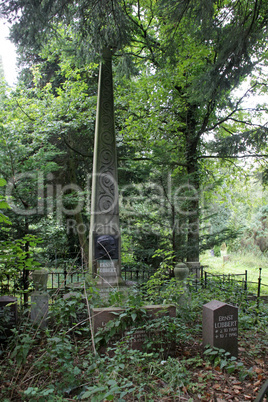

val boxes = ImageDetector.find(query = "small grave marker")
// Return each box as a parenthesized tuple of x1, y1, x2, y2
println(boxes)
(93, 305, 176, 356)
(203, 300, 238, 357)
(31, 292, 49, 328)
(0, 296, 17, 344)
(31, 269, 49, 328)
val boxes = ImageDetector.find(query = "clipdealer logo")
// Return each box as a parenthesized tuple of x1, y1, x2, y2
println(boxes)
(4, 171, 207, 235)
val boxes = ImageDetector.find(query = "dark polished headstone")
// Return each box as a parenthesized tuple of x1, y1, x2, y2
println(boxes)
(203, 300, 238, 357)
(0, 296, 17, 344)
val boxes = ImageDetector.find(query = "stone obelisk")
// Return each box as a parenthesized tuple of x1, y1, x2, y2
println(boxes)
(89, 47, 122, 286)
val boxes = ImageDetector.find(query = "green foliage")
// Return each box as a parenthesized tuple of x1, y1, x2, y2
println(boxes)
(48, 285, 101, 335)
(0, 1, 267, 400)
(94, 305, 148, 348)
(147, 357, 191, 393)
(0, 178, 11, 225)
(1, 235, 42, 273)
(0, 234, 43, 299)
(1, 0, 267, 268)
(24, 386, 55, 401)
(0, 269, 267, 400)
(203, 346, 253, 381)
(10, 332, 35, 366)
(80, 378, 134, 401)
(80, 345, 192, 400)
(145, 274, 188, 306)
(239, 302, 268, 332)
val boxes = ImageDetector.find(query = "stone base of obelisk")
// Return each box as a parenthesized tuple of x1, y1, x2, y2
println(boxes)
(96, 273, 133, 303)
(98, 285, 132, 303)
(87, 276, 134, 304)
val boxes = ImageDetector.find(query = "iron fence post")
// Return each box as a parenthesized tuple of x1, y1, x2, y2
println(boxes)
(64, 266, 67, 288)
(201, 266, 204, 288)
(257, 268, 262, 309)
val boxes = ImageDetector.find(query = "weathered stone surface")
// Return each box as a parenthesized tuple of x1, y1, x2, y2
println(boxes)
(174, 263, 189, 280)
(32, 269, 49, 291)
(31, 291, 49, 328)
(92, 305, 176, 356)
(0, 296, 17, 343)
(203, 300, 238, 357)
(185, 261, 201, 278)
(89, 47, 122, 286)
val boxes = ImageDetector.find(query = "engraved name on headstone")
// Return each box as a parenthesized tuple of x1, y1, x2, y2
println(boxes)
(203, 300, 238, 357)
(0, 296, 17, 344)
(92, 305, 176, 356)
(98, 260, 116, 274)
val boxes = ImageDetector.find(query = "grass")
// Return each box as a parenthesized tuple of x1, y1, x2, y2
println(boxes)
(200, 251, 268, 295)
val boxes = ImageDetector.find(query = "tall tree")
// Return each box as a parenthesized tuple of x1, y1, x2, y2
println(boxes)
(116, 0, 268, 262)
(1, 0, 267, 265)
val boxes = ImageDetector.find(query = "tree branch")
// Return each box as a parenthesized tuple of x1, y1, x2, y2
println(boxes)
(15, 100, 35, 122)
(198, 153, 268, 159)
(63, 137, 91, 157)
(205, 82, 259, 133)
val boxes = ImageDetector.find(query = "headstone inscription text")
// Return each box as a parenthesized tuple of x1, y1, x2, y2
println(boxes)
(93, 305, 176, 356)
(98, 260, 116, 274)
(203, 300, 238, 357)
(0, 296, 17, 343)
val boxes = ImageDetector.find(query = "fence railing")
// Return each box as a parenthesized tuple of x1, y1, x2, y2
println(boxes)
(48, 269, 87, 290)
(1, 265, 267, 302)
(0, 269, 87, 297)
(201, 267, 268, 298)
(121, 267, 157, 282)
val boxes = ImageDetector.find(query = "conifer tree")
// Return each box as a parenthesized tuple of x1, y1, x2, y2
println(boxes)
(1, 0, 267, 263)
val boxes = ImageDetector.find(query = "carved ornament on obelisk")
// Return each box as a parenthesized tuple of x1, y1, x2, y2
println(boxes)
(89, 47, 122, 286)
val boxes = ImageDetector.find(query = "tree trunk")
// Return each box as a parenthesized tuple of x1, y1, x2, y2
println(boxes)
(23, 218, 29, 306)
(186, 158, 200, 262)
(67, 143, 89, 267)
(185, 107, 200, 262)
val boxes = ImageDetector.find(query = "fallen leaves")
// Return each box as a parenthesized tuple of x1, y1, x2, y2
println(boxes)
(255, 358, 265, 366)
(253, 379, 262, 387)
(180, 328, 268, 402)
(252, 365, 263, 374)
(233, 385, 242, 390)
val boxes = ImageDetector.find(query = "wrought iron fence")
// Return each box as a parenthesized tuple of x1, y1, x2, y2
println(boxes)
(0, 269, 87, 297)
(48, 269, 87, 290)
(200, 267, 268, 305)
(121, 266, 157, 282)
(1, 265, 267, 303)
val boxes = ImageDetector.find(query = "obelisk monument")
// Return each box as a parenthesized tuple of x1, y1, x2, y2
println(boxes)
(89, 47, 122, 286)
